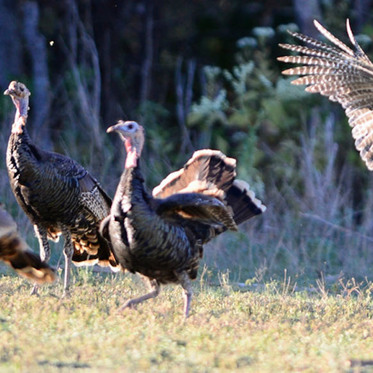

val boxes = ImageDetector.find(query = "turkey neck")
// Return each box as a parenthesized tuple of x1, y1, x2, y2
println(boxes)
(9, 120, 32, 145)
(114, 160, 193, 267)
(7, 116, 39, 175)
(112, 160, 146, 218)
(8, 93, 34, 155)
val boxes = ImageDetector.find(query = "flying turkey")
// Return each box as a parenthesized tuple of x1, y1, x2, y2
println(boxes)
(278, 19, 373, 170)
(101, 120, 266, 317)
(0, 204, 55, 284)
(4, 81, 118, 295)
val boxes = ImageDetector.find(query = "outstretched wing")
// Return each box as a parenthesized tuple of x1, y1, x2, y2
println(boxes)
(155, 193, 238, 231)
(278, 19, 373, 170)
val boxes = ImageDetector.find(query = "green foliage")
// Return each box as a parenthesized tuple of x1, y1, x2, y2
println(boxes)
(187, 29, 280, 195)
(188, 88, 228, 131)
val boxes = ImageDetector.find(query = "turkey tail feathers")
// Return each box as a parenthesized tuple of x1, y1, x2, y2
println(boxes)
(227, 180, 266, 225)
(0, 206, 55, 284)
(153, 149, 265, 226)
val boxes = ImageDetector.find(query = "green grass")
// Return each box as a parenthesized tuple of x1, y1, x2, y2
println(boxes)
(0, 270, 373, 372)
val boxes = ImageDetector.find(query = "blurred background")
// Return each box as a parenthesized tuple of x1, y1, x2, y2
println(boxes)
(1, 0, 373, 285)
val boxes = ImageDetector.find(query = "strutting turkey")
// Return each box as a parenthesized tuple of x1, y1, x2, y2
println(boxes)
(4, 81, 118, 295)
(0, 204, 55, 284)
(101, 120, 266, 317)
(278, 19, 373, 170)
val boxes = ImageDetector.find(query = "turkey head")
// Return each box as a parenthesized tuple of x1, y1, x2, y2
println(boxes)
(4, 81, 30, 134)
(107, 120, 145, 168)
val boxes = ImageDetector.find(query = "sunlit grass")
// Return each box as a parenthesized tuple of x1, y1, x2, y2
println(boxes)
(0, 270, 373, 372)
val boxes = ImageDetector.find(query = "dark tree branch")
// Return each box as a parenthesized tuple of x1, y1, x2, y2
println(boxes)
(60, 0, 103, 152)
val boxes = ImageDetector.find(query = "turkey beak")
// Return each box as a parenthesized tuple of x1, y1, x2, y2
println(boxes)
(4, 88, 10, 96)
(106, 125, 116, 134)
(107, 122, 124, 134)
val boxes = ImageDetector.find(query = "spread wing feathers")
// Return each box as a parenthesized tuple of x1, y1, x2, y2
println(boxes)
(278, 19, 373, 170)
(152, 149, 236, 199)
(0, 206, 55, 284)
(153, 149, 266, 227)
(155, 193, 238, 231)
(226, 180, 267, 225)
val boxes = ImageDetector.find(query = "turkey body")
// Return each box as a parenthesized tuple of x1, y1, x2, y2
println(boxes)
(278, 19, 373, 170)
(103, 120, 266, 316)
(7, 130, 114, 263)
(0, 204, 55, 284)
(109, 166, 209, 284)
(5, 81, 117, 294)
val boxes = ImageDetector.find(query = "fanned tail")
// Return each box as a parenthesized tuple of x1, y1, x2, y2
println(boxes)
(153, 149, 266, 226)
(226, 180, 266, 225)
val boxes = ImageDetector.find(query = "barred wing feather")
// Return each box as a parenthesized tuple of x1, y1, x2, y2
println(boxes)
(278, 19, 373, 170)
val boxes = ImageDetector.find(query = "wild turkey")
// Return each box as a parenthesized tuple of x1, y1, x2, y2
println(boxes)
(278, 19, 373, 170)
(0, 204, 55, 284)
(101, 120, 266, 317)
(4, 81, 118, 295)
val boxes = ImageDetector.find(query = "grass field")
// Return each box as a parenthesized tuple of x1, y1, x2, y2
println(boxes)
(0, 269, 373, 373)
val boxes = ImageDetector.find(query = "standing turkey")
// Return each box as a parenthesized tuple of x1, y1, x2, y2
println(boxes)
(102, 120, 266, 317)
(0, 204, 55, 284)
(278, 19, 373, 170)
(4, 81, 118, 295)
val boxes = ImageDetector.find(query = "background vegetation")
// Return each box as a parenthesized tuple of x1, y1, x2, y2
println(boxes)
(2, 1, 373, 371)
(1, 0, 373, 286)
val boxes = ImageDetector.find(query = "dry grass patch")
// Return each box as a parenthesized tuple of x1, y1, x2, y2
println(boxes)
(0, 272, 372, 372)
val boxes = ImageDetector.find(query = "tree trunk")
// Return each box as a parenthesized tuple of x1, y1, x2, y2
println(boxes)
(22, 1, 51, 148)
(140, 0, 154, 103)
(293, 0, 322, 37)
(0, 0, 21, 88)
(354, 0, 372, 32)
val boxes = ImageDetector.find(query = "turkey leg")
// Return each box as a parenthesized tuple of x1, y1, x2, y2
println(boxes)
(31, 225, 50, 295)
(176, 271, 193, 318)
(61, 227, 74, 297)
(118, 277, 160, 311)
